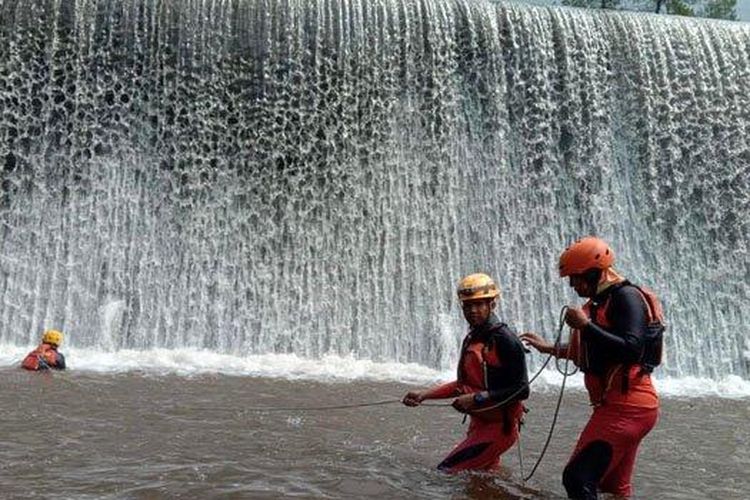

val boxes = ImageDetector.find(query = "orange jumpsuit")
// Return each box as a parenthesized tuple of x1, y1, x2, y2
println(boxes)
(423, 315, 528, 472)
(564, 282, 660, 499)
(21, 343, 66, 370)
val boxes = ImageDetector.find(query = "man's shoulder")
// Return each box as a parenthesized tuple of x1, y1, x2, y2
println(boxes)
(606, 282, 652, 319)
(610, 281, 648, 302)
(488, 323, 524, 349)
(487, 321, 513, 336)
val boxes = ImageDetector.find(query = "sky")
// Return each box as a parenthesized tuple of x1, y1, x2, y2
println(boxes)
(505, 0, 750, 22)
(738, 0, 750, 21)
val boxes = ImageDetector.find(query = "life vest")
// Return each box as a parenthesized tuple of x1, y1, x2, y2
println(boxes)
(21, 343, 60, 371)
(570, 283, 663, 407)
(590, 283, 665, 372)
(457, 325, 526, 428)
(632, 285, 666, 373)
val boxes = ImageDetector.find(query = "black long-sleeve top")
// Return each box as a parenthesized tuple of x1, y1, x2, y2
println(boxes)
(581, 281, 649, 376)
(463, 313, 530, 403)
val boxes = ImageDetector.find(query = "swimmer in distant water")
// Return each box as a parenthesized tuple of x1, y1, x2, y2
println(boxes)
(21, 329, 67, 371)
(402, 273, 529, 473)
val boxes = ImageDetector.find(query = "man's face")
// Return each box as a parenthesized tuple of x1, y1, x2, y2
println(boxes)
(569, 272, 596, 298)
(461, 298, 494, 327)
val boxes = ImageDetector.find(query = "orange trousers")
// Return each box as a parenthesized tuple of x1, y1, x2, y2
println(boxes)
(565, 404, 659, 497)
(437, 404, 523, 472)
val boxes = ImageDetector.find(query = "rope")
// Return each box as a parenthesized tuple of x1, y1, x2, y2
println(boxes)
(221, 323, 573, 415)
(470, 348, 554, 414)
(226, 399, 452, 413)
(522, 306, 575, 483)
(228, 304, 575, 481)
(523, 356, 571, 482)
(235, 399, 404, 412)
(467, 307, 569, 416)
(230, 397, 461, 413)
(518, 418, 525, 479)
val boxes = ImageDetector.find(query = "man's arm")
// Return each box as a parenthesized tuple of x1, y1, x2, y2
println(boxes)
(485, 328, 530, 403)
(583, 286, 648, 364)
(54, 352, 66, 370)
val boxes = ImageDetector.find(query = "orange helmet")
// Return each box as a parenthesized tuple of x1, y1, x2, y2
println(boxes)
(457, 273, 500, 302)
(558, 237, 615, 277)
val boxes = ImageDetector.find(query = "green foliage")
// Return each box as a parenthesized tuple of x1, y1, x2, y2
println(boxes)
(562, 0, 621, 8)
(702, 0, 737, 20)
(557, 0, 738, 20)
(561, 0, 596, 7)
(667, 0, 696, 16)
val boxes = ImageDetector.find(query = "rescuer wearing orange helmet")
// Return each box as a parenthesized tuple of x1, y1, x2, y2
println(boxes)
(22, 330, 67, 371)
(521, 237, 663, 499)
(402, 273, 529, 472)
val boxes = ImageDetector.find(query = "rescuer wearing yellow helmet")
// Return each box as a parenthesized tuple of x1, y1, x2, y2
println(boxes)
(402, 273, 529, 472)
(21, 329, 67, 371)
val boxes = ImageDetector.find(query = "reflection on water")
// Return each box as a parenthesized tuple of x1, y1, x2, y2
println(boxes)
(3, 369, 748, 499)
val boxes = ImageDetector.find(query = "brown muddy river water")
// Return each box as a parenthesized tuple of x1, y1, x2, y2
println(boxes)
(4, 369, 749, 499)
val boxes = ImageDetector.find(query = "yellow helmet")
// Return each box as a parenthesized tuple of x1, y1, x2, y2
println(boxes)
(42, 329, 64, 347)
(457, 273, 500, 302)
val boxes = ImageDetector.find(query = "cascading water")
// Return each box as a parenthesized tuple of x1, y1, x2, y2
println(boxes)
(0, 0, 748, 380)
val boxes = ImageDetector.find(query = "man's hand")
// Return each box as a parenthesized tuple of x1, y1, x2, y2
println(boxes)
(451, 393, 477, 413)
(519, 332, 553, 354)
(402, 391, 425, 407)
(565, 307, 590, 329)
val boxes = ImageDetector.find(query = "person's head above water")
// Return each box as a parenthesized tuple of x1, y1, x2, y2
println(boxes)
(42, 329, 64, 348)
(457, 273, 500, 328)
(558, 236, 619, 298)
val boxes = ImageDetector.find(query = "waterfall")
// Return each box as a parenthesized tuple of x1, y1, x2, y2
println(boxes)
(0, 0, 748, 380)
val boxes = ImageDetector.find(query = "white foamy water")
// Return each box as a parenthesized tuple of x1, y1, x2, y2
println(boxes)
(3, 343, 749, 399)
(0, 344, 440, 384)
